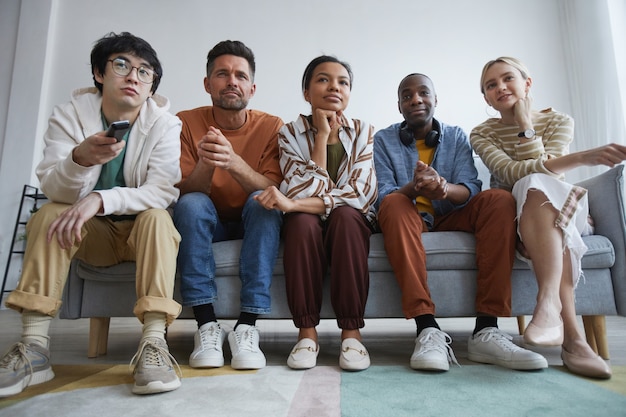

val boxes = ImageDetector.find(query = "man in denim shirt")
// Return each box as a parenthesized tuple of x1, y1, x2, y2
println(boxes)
(374, 73, 547, 372)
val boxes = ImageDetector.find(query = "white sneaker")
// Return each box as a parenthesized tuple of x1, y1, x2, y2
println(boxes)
(287, 338, 319, 370)
(410, 328, 458, 371)
(228, 324, 266, 370)
(468, 327, 548, 370)
(189, 322, 226, 368)
(339, 338, 370, 371)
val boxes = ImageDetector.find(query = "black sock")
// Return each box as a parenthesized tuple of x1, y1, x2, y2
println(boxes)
(235, 312, 258, 329)
(414, 314, 439, 336)
(473, 315, 498, 336)
(193, 304, 217, 328)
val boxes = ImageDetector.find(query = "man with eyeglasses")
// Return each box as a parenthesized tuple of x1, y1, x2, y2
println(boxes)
(173, 40, 283, 371)
(0, 32, 183, 397)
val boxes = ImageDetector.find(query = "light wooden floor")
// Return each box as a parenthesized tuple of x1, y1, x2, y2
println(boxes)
(0, 309, 624, 368)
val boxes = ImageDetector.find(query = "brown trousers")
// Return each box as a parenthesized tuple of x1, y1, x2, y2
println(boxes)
(283, 206, 372, 330)
(377, 189, 515, 319)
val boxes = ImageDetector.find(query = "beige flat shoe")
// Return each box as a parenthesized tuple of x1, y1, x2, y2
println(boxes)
(561, 347, 612, 379)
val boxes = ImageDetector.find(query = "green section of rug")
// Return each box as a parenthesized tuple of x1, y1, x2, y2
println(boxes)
(341, 365, 626, 417)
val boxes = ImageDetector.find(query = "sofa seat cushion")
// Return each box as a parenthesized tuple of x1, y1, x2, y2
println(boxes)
(74, 232, 615, 284)
(369, 232, 615, 272)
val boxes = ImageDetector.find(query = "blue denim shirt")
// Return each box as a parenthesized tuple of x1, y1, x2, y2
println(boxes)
(373, 120, 481, 228)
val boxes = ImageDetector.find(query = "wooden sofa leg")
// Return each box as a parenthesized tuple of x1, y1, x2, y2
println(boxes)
(88, 317, 111, 358)
(582, 315, 609, 360)
(516, 316, 526, 335)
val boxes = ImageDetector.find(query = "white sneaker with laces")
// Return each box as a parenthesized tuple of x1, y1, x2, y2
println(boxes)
(410, 327, 459, 371)
(189, 322, 226, 368)
(468, 327, 548, 370)
(228, 324, 266, 370)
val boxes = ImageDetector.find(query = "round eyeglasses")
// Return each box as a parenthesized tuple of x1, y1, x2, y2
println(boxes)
(108, 58, 157, 84)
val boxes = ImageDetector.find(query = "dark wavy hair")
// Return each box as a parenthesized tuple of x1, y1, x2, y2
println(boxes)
(91, 32, 162, 94)
(301, 55, 353, 93)
(206, 40, 256, 80)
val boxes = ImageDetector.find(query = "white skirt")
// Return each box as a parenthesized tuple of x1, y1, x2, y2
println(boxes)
(512, 173, 591, 287)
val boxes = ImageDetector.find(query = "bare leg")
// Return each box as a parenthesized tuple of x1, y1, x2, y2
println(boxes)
(341, 329, 362, 341)
(298, 327, 318, 343)
(520, 191, 600, 359)
(560, 250, 597, 358)
(518, 190, 562, 328)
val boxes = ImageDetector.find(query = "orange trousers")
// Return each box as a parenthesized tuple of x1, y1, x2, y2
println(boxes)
(377, 189, 516, 319)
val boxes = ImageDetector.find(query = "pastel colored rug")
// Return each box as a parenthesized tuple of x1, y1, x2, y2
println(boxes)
(1, 364, 625, 417)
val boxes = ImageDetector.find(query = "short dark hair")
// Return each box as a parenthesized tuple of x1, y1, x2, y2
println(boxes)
(397, 73, 434, 97)
(91, 32, 162, 94)
(206, 40, 256, 80)
(301, 55, 353, 93)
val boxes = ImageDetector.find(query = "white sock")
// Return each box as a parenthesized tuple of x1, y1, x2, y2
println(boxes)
(142, 312, 167, 341)
(22, 311, 52, 348)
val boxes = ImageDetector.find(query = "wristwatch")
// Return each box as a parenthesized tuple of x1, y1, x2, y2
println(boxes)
(517, 129, 536, 139)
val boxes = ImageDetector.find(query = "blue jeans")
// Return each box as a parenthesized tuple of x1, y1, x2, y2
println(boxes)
(173, 191, 282, 314)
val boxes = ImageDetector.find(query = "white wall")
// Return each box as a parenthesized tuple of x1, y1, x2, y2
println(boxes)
(40, 0, 572, 134)
(0, 0, 622, 296)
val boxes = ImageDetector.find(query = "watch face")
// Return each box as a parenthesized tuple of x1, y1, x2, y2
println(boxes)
(524, 129, 535, 138)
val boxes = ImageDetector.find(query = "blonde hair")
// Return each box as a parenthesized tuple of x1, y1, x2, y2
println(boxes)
(480, 57, 531, 94)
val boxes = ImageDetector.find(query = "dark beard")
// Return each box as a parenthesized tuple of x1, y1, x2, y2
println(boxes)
(213, 96, 248, 111)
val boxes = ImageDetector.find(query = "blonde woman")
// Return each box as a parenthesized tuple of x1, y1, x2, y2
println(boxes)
(471, 56, 626, 379)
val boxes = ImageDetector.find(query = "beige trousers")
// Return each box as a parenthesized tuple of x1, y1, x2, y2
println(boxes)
(6, 203, 182, 325)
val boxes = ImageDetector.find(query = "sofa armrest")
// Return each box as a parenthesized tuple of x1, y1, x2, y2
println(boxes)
(577, 165, 626, 315)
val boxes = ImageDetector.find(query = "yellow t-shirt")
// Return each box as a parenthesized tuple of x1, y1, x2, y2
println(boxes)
(415, 140, 436, 215)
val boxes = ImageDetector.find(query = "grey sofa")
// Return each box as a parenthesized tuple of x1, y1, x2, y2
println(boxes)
(60, 165, 626, 359)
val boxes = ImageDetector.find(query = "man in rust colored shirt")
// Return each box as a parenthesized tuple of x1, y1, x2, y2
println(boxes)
(173, 40, 283, 371)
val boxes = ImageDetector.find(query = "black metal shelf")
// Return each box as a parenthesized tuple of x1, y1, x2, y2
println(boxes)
(1, 185, 48, 298)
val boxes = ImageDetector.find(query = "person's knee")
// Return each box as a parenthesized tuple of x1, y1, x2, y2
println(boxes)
(481, 189, 516, 212)
(173, 192, 216, 223)
(244, 191, 282, 222)
(379, 193, 412, 224)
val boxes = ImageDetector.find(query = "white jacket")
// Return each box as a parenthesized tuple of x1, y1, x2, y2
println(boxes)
(36, 87, 182, 215)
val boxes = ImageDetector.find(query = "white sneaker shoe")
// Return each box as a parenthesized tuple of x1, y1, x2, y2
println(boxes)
(189, 322, 226, 368)
(228, 324, 266, 370)
(287, 338, 319, 370)
(410, 328, 458, 371)
(339, 338, 370, 371)
(468, 327, 548, 370)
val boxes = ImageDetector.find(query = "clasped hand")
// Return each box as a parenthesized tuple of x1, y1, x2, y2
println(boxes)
(413, 161, 448, 200)
(198, 126, 237, 170)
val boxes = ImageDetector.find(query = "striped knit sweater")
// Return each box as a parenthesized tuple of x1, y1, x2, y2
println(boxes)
(470, 108, 573, 191)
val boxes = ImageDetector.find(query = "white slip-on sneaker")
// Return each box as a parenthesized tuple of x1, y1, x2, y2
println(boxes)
(410, 327, 459, 371)
(468, 327, 548, 370)
(287, 338, 319, 370)
(189, 322, 226, 368)
(339, 338, 370, 371)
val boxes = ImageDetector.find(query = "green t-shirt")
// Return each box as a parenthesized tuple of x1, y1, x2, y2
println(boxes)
(94, 116, 130, 191)
(327, 142, 345, 183)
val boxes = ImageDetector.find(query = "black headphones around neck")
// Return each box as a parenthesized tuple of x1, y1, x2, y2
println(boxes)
(399, 118, 441, 148)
